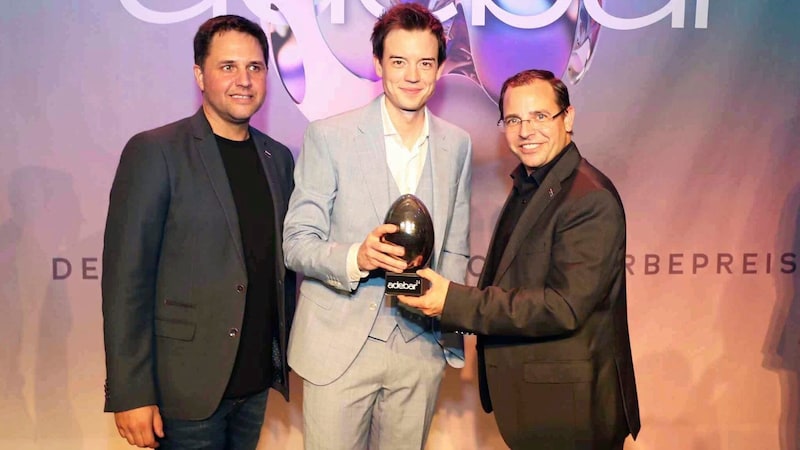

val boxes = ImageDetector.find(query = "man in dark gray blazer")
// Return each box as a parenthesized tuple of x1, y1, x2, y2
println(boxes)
(102, 15, 295, 449)
(399, 70, 641, 449)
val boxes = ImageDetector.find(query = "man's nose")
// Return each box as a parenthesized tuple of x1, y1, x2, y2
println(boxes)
(518, 119, 538, 136)
(236, 68, 252, 86)
(406, 65, 420, 82)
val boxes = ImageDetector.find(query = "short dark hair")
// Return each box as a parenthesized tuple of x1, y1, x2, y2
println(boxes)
(193, 15, 269, 68)
(371, 3, 447, 65)
(498, 69, 571, 120)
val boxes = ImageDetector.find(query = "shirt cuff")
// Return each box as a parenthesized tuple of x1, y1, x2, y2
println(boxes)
(347, 243, 369, 283)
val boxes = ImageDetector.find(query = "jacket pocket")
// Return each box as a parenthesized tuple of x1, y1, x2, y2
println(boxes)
(154, 318, 196, 341)
(163, 298, 195, 308)
(300, 290, 332, 311)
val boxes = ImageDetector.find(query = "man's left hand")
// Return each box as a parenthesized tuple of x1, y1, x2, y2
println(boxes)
(397, 268, 450, 317)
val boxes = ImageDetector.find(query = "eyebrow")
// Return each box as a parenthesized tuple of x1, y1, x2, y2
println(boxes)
(217, 60, 265, 66)
(523, 110, 553, 116)
(387, 56, 436, 62)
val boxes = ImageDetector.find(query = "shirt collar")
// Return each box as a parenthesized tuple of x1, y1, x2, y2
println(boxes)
(510, 141, 575, 192)
(380, 94, 430, 147)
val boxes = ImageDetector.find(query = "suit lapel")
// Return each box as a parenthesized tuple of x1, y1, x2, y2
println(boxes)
(253, 131, 286, 279)
(190, 110, 246, 271)
(428, 115, 451, 265)
(356, 97, 392, 222)
(491, 145, 582, 284)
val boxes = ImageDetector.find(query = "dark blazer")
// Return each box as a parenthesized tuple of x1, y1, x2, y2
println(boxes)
(442, 144, 640, 449)
(102, 109, 296, 420)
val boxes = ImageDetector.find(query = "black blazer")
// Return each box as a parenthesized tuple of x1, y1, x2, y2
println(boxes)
(102, 109, 296, 420)
(442, 144, 640, 449)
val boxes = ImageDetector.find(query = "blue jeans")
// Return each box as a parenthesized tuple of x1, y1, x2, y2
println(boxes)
(159, 389, 269, 450)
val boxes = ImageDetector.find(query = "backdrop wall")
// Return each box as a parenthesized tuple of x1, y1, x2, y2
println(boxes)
(1, 1, 798, 449)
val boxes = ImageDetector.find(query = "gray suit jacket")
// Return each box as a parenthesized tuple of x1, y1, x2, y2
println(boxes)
(102, 109, 296, 420)
(442, 144, 640, 448)
(283, 96, 471, 385)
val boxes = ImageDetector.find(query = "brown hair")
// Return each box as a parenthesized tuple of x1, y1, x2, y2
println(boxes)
(194, 15, 268, 68)
(498, 69, 571, 120)
(371, 3, 447, 65)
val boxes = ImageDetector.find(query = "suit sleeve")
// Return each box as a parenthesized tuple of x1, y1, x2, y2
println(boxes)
(282, 123, 353, 291)
(436, 135, 472, 284)
(441, 189, 624, 338)
(102, 133, 170, 412)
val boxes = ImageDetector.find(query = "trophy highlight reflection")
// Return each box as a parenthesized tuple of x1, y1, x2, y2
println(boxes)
(383, 194, 434, 296)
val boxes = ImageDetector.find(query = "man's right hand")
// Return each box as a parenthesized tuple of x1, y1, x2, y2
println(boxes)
(114, 405, 164, 448)
(357, 223, 407, 273)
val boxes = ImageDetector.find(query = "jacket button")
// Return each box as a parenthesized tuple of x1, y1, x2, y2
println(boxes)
(236, 284, 245, 293)
(228, 328, 239, 337)
(369, 303, 377, 311)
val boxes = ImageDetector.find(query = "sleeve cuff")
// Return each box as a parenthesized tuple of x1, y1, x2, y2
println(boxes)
(346, 243, 369, 284)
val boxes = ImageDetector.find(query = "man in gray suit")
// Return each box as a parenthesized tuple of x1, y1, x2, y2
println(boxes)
(102, 15, 295, 449)
(283, 4, 471, 449)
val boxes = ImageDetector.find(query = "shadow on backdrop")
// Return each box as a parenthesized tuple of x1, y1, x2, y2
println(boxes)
(764, 182, 800, 450)
(0, 167, 84, 449)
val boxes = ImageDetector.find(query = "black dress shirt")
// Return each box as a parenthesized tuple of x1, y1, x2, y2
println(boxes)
(481, 143, 573, 286)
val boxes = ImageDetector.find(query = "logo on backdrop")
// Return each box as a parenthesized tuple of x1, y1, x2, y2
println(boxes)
(120, 0, 710, 120)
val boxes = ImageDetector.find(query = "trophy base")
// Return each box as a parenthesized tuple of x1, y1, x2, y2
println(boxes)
(385, 272, 429, 297)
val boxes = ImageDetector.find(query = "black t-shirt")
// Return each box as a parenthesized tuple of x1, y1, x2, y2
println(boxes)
(216, 134, 277, 398)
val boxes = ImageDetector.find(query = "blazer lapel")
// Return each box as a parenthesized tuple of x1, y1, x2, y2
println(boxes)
(491, 145, 582, 284)
(252, 132, 287, 222)
(190, 110, 246, 271)
(355, 97, 392, 222)
(253, 132, 286, 279)
(428, 115, 451, 266)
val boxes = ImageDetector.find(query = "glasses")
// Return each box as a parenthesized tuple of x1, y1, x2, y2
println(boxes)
(497, 106, 568, 131)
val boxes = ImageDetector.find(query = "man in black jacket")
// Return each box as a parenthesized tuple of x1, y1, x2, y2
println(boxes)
(400, 69, 640, 449)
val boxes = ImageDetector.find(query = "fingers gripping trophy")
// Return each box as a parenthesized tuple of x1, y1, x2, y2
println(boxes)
(382, 194, 434, 296)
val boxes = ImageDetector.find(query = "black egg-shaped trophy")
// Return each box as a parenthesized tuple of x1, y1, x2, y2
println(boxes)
(383, 194, 434, 296)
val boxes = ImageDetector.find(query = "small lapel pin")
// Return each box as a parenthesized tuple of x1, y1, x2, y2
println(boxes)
(548, 187, 554, 198)
(264, 149, 272, 158)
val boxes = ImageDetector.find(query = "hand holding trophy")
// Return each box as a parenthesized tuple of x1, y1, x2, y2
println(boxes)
(382, 194, 434, 296)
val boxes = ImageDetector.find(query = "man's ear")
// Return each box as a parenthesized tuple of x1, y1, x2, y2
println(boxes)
(193, 65, 204, 92)
(563, 105, 576, 133)
(373, 56, 383, 79)
(435, 60, 444, 81)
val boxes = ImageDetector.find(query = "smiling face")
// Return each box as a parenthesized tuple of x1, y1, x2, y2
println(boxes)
(193, 30, 266, 140)
(502, 80, 575, 171)
(373, 28, 443, 121)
